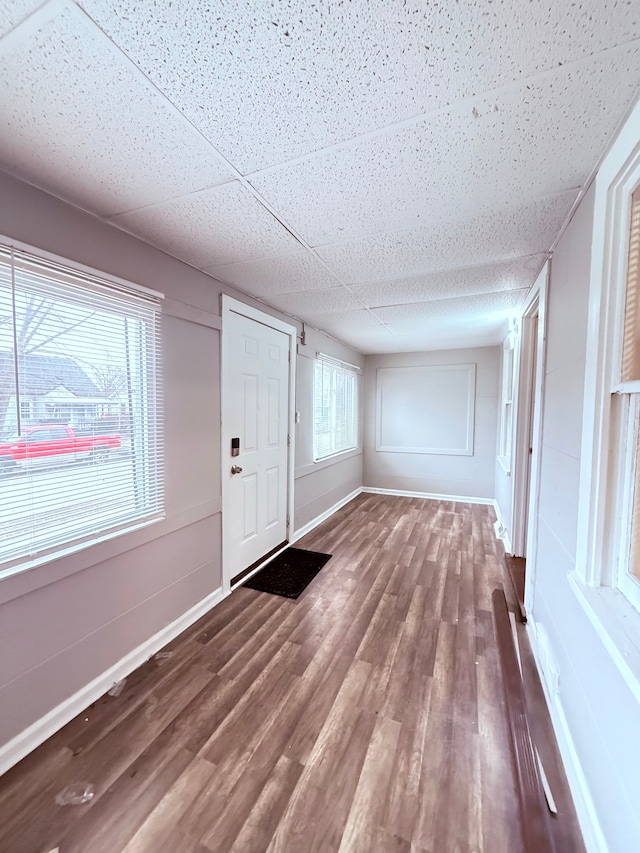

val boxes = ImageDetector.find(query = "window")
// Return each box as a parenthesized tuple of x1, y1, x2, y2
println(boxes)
(572, 100, 640, 695)
(313, 353, 359, 461)
(0, 243, 163, 572)
(498, 330, 516, 472)
(611, 185, 640, 610)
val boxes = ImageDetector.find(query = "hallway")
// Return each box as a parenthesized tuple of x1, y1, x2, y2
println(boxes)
(0, 494, 584, 852)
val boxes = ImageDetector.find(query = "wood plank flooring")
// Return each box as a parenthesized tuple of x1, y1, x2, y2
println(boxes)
(505, 555, 527, 622)
(0, 494, 585, 853)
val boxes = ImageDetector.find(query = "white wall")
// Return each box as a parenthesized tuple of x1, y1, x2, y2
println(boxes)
(363, 347, 499, 499)
(0, 170, 362, 758)
(530, 180, 640, 852)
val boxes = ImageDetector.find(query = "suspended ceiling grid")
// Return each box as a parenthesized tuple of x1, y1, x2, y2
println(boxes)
(0, 0, 639, 352)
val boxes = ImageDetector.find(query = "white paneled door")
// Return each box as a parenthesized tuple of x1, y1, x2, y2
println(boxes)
(222, 298, 294, 586)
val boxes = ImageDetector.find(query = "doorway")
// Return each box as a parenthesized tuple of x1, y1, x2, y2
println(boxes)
(510, 263, 549, 618)
(221, 296, 296, 592)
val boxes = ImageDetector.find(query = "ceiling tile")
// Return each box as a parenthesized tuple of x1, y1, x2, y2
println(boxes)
(250, 45, 640, 245)
(318, 324, 399, 355)
(264, 287, 363, 318)
(205, 250, 339, 296)
(2, 1, 638, 355)
(0, 0, 44, 38)
(373, 290, 530, 327)
(311, 308, 382, 332)
(112, 182, 302, 268)
(0, 3, 235, 216)
(350, 256, 545, 308)
(78, 0, 639, 172)
(310, 310, 395, 354)
(355, 290, 530, 352)
(369, 327, 505, 355)
(317, 194, 575, 284)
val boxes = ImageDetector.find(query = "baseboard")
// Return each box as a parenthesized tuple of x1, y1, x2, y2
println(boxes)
(526, 618, 609, 853)
(361, 486, 496, 506)
(0, 585, 228, 778)
(292, 488, 363, 542)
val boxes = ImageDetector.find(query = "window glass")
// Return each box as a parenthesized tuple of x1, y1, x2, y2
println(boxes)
(0, 245, 163, 569)
(611, 184, 640, 610)
(0, 267, 17, 441)
(313, 355, 359, 461)
(630, 429, 640, 582)
(499, 335, 515, 465)
(49, 427, 70, 440)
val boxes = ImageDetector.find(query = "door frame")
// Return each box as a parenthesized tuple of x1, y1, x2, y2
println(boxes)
(511, 295, 538, 557)
(220, 295, 297, 593)
(511, 262, 549, 610)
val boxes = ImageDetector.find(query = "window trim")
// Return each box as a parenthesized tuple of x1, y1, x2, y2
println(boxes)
(0, 235, 165, 579)
(571, 98, 640, 700)
(575, 129, 640, 588)
(312, 352, 361, 463)
(615, 393, 640, 609)
(0, 234, 163, 302)
(497, 329, 517, 474)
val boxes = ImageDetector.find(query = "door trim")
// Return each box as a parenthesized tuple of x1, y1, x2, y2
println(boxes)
(220, 295, 297, 593)
(512, 263, 549, 613)
(511, 296, 539, 557)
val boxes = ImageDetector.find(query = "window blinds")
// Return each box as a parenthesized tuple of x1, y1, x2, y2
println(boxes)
(313, 352, 359, 461)
(0, 244, 163, 569)
(622, 187, 640, 383)
(624, 190, 640, 582)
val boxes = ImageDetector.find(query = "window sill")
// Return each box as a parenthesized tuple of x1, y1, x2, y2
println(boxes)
(497, 455, 512, 475)
(0, 514, 164, 584)
(568, 570, 640, 705)
(296, 447, 362, 479)
(0, 498, 220, 605)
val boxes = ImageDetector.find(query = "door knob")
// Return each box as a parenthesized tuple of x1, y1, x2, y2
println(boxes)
(231, 465, 243, 474)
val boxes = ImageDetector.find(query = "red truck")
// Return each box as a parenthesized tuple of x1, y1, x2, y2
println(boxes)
(0, 424, 121, 473)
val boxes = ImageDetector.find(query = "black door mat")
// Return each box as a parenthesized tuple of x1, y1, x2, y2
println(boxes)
(243, 547, 332, 599)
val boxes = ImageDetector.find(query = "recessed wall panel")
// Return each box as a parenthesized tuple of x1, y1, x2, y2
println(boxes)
(376, 364, 476, 455)
(243, 335, 258, 357)
(243, 373, 258, 452)
(268, 343, 280, 362)
(243, 473, 258, 540)
(267, 377, 280, 448)
(266, 466, 279, 528)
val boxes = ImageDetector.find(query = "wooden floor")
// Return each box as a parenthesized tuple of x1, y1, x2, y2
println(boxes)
(0, 494, 585, 853)
(505, 554, 527, 621)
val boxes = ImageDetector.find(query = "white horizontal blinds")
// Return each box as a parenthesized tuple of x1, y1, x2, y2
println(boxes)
(622, 187, 640, 382)
(313, 357, 330, 460)
(313, 352, 359, 461)
(499, 335, 515, 460)
(0, 245, 163, 566)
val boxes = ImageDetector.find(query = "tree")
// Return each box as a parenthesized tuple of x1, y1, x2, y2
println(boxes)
(83, 357, 127, 399)
(0, 294, 95, 432)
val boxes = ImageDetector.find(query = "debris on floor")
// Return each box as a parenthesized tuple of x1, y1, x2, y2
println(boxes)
(54, 782, 95, 806)
(108, 678, 126, 697)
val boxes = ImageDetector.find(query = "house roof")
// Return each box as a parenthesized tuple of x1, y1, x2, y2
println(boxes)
(0, 352, 100, 398)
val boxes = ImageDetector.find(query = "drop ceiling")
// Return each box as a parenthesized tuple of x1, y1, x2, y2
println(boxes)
(0, 0, 639, 353)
